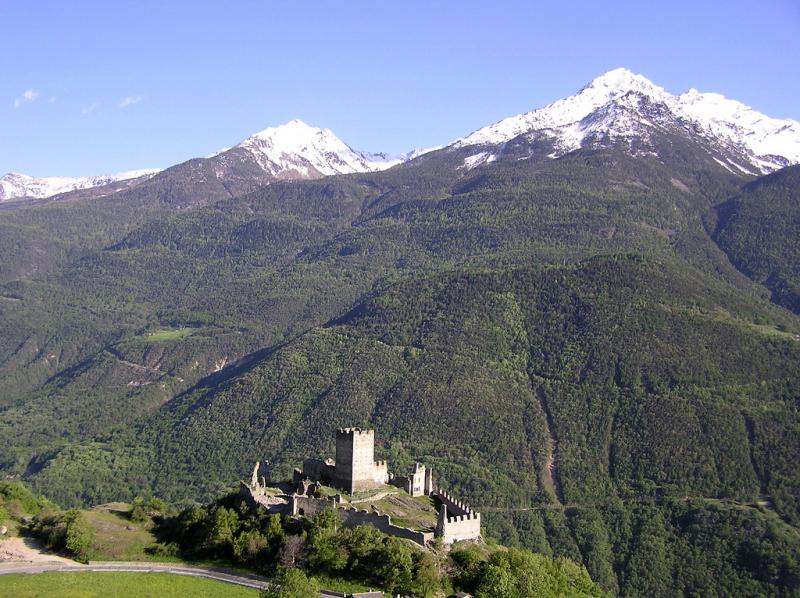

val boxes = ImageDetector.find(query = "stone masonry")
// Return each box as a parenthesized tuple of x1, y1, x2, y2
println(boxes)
(244, 427, 481, 546)
(434, 490, 482, 544)
(333, 428, 389, 493)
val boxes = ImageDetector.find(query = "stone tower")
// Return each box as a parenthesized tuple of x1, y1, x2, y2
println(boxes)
(334, 428, 389, 493)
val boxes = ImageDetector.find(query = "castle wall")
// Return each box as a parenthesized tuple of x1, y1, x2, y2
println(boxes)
(390, 463, 434, 497)
(338, 507, 434, 546)
(434, 490, 482, 544)
(440, 511, 481, 544)
(288, 494, 339, 517)
(435, 490, 472, 516)
(301, 458, 335, 485)
(238, 481, 289, 514)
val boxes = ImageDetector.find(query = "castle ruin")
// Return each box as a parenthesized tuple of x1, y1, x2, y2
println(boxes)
(242, 427, 481, 546)
(298, 428, 390, 493)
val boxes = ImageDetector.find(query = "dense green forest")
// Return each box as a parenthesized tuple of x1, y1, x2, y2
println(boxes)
(712, 165, 800, 314)
(0, 130, 798, 595)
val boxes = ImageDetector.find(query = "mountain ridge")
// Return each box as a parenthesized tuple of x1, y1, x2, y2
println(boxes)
(454, 67, 800, 174)
(0, 120, 414, 203)
(5, 68, 799, 203)
(0, 169, 161, 202)
(1, 79, 799, 595)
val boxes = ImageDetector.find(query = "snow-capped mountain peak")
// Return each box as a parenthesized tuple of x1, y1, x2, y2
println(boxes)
(454, 67, 669, 149)
(232, 119, 404, 178)
(581, 67, 669, 99)
(0, 169, 161, 202)
(675, 89, 800, 171)
(454, 68, 800, 173)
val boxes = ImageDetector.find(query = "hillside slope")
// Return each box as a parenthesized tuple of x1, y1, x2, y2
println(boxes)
(26, 256, 800, 596)
(712, 165, 800, 313)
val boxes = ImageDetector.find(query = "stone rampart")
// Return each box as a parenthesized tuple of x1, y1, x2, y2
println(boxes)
(434, 490, 481, 544)
(338, 507, 434, 546)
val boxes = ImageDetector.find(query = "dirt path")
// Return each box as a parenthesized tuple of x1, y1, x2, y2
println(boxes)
(0, 537, 78, 565)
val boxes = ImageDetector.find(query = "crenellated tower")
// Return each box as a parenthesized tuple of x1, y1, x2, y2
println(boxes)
(334, 427, 389, 493)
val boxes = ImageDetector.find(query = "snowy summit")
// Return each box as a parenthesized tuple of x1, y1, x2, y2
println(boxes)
(231, 119, 406, 179)
(455, 67, 800, 174)
(0, 169, 161, 202)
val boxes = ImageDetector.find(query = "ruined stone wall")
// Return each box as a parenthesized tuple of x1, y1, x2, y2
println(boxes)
(434, 490, 482, 544)
(238, 482, 289, 514)
(301, 458, 335, 485)
(288, 494, 339, 517)
(338, 507, 434, 546)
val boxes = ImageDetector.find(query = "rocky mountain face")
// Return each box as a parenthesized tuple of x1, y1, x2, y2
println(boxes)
(453, 68, 800, 174)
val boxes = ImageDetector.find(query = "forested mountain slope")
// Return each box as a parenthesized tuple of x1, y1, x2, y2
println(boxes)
(26, 256, 800, 596)
(712, 164, 800, 314)
(0, 140, 755, 467)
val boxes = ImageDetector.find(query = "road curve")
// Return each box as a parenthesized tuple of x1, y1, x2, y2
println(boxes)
(0, 561, 354, 596)
(0, 561, 268, 590)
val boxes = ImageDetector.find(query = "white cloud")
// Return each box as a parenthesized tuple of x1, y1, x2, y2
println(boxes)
(13, 88, 39, 108)
(81, 102, 99, 115)
(48, 96, 57, 104)
(118, 95, 142, 108)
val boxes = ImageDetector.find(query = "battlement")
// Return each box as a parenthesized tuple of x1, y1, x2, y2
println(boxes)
(447, 512, 480, 523)
(337, 427, 374, 437)
(436, 490, 477, 516)
(434, 491, 481, 544)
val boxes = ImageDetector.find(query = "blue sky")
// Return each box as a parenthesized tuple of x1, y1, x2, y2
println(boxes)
(2, 0, 799, 176)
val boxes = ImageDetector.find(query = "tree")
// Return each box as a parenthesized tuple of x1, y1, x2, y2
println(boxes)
(476, 563, 518, 598)
(413, 550, 441, 597)
(451, 546, 485, 592)
(206, 506, 240, 556)
(129, 497, 148, 523)
(375, 537, 414, 594)
(279, 534, 307, 568)
(234, 529, 269, 564)
(339, 524, 384, 577)
(310, 508, 341, 534)
(63, 510, 94, 562)
(306, 509, 347, 573)
(265, 514, 286, 547)
(260, 567, 319, 598)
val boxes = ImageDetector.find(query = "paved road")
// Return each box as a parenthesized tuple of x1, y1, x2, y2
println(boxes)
(0, 561, 357, 596)
(0, 561, 269, 589)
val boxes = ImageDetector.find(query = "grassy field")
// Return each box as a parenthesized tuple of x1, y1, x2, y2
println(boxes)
(140, 327, 196, 343)
(83, 504, 172, 562)
(0, 572, 259, 597)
